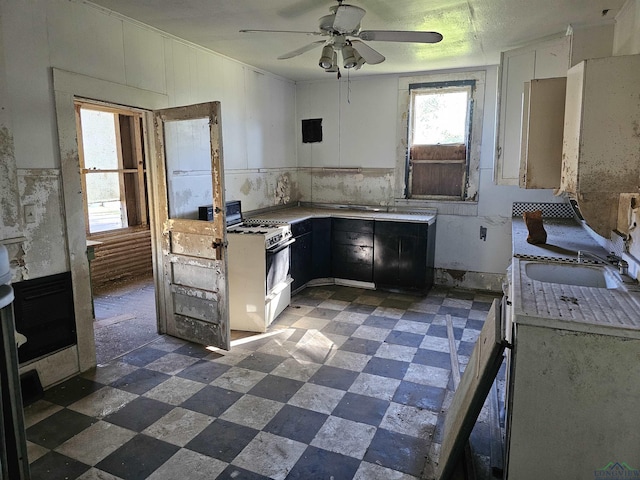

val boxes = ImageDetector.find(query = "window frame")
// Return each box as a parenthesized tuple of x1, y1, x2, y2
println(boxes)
(396, 70, 486, 204)
(75, 100, 149, 236)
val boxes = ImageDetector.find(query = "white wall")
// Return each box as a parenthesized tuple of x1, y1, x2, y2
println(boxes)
(0, 0, 298, 385)
(295, 67, 562, 290)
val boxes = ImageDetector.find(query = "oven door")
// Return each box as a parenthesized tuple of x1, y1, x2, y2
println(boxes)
(266, 238, 295, 294)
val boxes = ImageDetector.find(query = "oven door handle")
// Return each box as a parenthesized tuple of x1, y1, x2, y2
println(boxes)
(266, 238, 295, 254)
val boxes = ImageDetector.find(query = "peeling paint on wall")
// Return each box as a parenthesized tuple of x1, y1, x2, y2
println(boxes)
(298, 168, 395, 206)
(225, 169, 299, 212)
(0, 124, 21, 239)
(18, 169, 68, 279)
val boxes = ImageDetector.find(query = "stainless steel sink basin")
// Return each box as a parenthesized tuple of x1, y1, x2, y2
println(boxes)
(523, 262, 621, 288)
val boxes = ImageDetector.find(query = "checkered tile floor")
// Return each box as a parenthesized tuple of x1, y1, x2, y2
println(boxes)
(25, 285, 502, 480)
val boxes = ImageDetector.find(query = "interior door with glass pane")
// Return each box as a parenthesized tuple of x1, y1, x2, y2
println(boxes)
(151, 102, 229, 350)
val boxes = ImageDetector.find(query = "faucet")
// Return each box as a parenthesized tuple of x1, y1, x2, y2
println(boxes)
(577, 250, 629, 275)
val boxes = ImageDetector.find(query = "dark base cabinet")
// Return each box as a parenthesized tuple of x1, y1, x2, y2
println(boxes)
(331, 218, 374, 283)
(374, 221, 436, 293)
(290, 219, 312, 291)
(311, 217, 331, 279)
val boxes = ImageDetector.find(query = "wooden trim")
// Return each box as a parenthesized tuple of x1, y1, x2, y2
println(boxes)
(134, 116, 148, 226)
(74, 104, 91, 236)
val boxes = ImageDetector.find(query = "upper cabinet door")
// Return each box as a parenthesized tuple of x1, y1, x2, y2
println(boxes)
(495, 35, 570, 185)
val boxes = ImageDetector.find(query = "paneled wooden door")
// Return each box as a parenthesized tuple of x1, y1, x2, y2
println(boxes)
(150, 102, 229, 350)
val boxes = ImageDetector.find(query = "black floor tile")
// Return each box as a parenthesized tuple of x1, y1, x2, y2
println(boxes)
(321, 321, 359, 337)
(466, 318, 485, 330)
(291, 296, 324, 307)
(29, 451, 90, 480)
(173, 342, 211, 358)
(363, 357, 410, 380)
(248, 375, 305, 403)
(286, 445, 361, 479)
(306, 307, 340, 320)
(332, 392, 389, 427)
(385, 330, 424, 348)
(308, 365, 359, 391)
(344, 303, 376, 314)
(180, 385, 244, 417)
(186, 419, 258, 462)
(236, 352, 286, 373)
(27, 408, 96, 449)
(472, 300, 493, 311)
(42, 377, 104, 407)
(233, 335, 276, 352)
(285, 328, 307, 343)
(438, 305, 471, 318)
(380, 298, 414, 310)
(412, 349, 453, 369)
(458, 340, 476, 357)
(401, 310, 435, 323)
(330, 290, 363, 302)
(393, 381, 446, 412)
(110, 368, 171, 395)
(96, 434, 179, 480)
(103, 397, 173, 432)
(263, 405, 328, 444)
(177, 360, 231, 384)
(364, 315, 398, 330)
(364, 428, 430, 477)
(426, 324, 463, 340)
(120, 346, 168, 367)
(446, 290, 476, 301)
(219, 465, 273, 479)
(338, 337, 382, 355)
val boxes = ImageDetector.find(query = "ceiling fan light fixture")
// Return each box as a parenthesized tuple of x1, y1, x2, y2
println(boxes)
(325, 52, 339, 72)
(319, 45, 334, 69)
(352, 47, 365, 70)
(342, 44, 357, 69)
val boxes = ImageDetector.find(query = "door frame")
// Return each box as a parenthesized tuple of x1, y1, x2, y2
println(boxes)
(54, 68, 168, 373)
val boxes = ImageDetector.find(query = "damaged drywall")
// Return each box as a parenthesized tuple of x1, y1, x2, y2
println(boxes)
(0, 125, 22, 240)
(298, 168, 395, 206)
(225, 169, 299, 212)
(17, 169, 68, 279)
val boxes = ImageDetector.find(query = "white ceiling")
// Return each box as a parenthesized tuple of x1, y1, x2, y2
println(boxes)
(88, 0, 624, 81)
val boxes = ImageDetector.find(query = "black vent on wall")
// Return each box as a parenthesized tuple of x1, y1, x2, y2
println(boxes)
(302, 118, 322, 143)
(12, 272, 77, 363)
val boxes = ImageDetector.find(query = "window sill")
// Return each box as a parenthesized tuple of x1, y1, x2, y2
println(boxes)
(393, 198, 478, 216)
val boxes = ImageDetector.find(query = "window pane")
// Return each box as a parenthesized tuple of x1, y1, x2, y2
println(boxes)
(412, 90, 468, 145)
(86, 172, 125, 232)
(80, 109, 119, 169)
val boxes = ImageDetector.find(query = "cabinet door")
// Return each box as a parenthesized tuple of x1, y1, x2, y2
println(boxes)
(331, 218, 374, 282)
(290, 232, 312, 291)
(519, 77, 567, 189)
(374, 221, 431, 292)
(311, 218, 331, 279)
(495, 35, 570, 185)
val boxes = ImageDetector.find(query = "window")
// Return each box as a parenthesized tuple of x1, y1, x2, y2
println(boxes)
(75, 102, 148, 234)
(397, 71, 485, 202)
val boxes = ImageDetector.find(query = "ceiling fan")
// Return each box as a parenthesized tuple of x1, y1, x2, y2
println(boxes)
(240, 0, 443, 73)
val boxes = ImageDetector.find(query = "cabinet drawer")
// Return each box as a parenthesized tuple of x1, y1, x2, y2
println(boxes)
(332, 218, 373, 233)
(291, 219, 312, 237)
(332, 230, 374, 247)
(374, 221, 427, 238)
(332, 244, 373, 265)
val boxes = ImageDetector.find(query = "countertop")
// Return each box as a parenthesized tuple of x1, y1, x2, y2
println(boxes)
(511, 217, 640, 338)
(246, 206, 436, 224)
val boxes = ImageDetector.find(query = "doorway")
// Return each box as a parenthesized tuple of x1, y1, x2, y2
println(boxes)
(75, 100, 160, 364)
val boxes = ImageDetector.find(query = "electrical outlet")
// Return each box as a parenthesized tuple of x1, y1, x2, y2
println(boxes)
(24, 204, 36, 224)
(480, 226, 487, 241)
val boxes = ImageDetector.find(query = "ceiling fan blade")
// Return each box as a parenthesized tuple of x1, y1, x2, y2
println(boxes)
(358, 30, 443, 43)
(277, 40, 326, 60)
(333, 5, 366, 33)
(240, 29, 324, 36)
(350, 40, 385, 65)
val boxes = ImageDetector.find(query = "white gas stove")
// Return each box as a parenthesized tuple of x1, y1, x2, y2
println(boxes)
(227, 219, 292, 249)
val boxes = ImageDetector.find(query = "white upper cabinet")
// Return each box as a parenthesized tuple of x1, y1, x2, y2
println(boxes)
(519, 77, 567, 189)
(495, 35, 571, 185)
(559, 54, 640, 238)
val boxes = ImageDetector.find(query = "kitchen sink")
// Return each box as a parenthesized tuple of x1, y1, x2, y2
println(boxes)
(523, 262, 621, 288)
